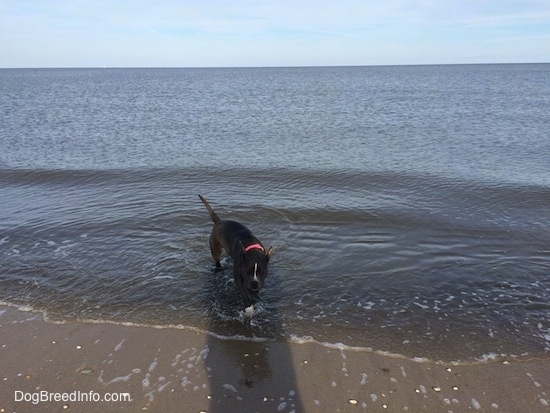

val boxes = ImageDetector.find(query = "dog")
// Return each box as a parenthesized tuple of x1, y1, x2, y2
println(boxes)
(199, 195, 274, 308)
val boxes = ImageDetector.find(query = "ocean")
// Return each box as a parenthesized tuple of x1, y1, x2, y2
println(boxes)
(1, 64, 549, 363)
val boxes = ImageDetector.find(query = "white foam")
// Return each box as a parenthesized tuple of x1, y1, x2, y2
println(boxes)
(475, 353, 501, 362)
(114, 338, 126, 352)
(142, 375, 150, 390)
(223, 383, 237, 393)
(413, 302, 430, 310)
(54, 243, 78, 255)
(0, 302, 537, 367)
(199, 346, 210, 361)
(148, 359, 158, 373)
(288, 334, 472, 365)
(152, 275, 174, 280)
(99, 368, 141, 385)
(526, 372, 542, 388)
(157, 380, 171, 393)
(358, 301, 375, 310)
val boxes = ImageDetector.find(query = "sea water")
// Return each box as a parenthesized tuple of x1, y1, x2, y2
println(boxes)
(1, 65, 549, 362)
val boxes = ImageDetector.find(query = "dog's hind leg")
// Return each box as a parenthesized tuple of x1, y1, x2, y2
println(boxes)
(209, 233, 223, 268)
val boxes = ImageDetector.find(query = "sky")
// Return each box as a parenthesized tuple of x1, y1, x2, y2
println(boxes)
(1, 0, 549, 68)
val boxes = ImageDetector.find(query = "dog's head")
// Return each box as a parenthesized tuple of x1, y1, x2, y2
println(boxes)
(239, 242, 274, 294)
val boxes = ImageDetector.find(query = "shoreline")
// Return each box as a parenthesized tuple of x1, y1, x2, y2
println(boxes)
(1, 305, 549, 412)
(2, 301, 543, 367)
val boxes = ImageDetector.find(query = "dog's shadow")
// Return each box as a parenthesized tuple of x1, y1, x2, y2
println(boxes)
(202, 259, 304, 412)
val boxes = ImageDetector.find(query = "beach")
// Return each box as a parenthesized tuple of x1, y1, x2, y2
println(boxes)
(1, 65, 550, 413)
(1, 305, 548, 413)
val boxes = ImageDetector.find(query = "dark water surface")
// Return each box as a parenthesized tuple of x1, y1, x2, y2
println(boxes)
(1, 65, 549, 362)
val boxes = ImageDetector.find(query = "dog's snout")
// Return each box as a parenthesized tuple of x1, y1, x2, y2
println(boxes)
(251, 280, 259, 292)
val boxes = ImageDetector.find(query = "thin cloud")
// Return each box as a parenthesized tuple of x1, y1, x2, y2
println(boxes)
(1, 0, 549, 67)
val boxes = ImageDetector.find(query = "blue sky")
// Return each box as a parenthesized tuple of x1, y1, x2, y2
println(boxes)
(1, 0, 549, 67)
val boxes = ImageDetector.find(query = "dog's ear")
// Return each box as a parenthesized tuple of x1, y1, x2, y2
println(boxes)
(266, 245, 274, 261)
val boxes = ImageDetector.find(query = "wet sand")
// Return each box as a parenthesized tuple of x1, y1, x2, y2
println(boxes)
(1, 305, 548, 413)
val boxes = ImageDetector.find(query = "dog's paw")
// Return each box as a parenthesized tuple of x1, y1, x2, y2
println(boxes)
(244, 305, 255, 317)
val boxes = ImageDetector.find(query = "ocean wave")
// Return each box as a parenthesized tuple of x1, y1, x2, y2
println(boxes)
(1, 301, 547, 366)
(2, 164, 550, 364)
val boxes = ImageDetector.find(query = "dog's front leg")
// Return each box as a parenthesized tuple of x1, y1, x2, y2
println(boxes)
(233, 265, 253, 308)
(236, 276, 253, 308)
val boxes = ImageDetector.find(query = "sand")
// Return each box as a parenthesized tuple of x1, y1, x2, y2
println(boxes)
(0, 305, 548, 413)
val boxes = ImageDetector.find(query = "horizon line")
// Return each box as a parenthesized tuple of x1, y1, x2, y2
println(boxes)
(1, 62, 549, 70)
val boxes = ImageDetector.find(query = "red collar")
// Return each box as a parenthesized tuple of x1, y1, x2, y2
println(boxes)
(244, 243, 264, 252)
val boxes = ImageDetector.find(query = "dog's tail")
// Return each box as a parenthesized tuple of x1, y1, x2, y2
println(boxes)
(198, 195, 221, 224)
